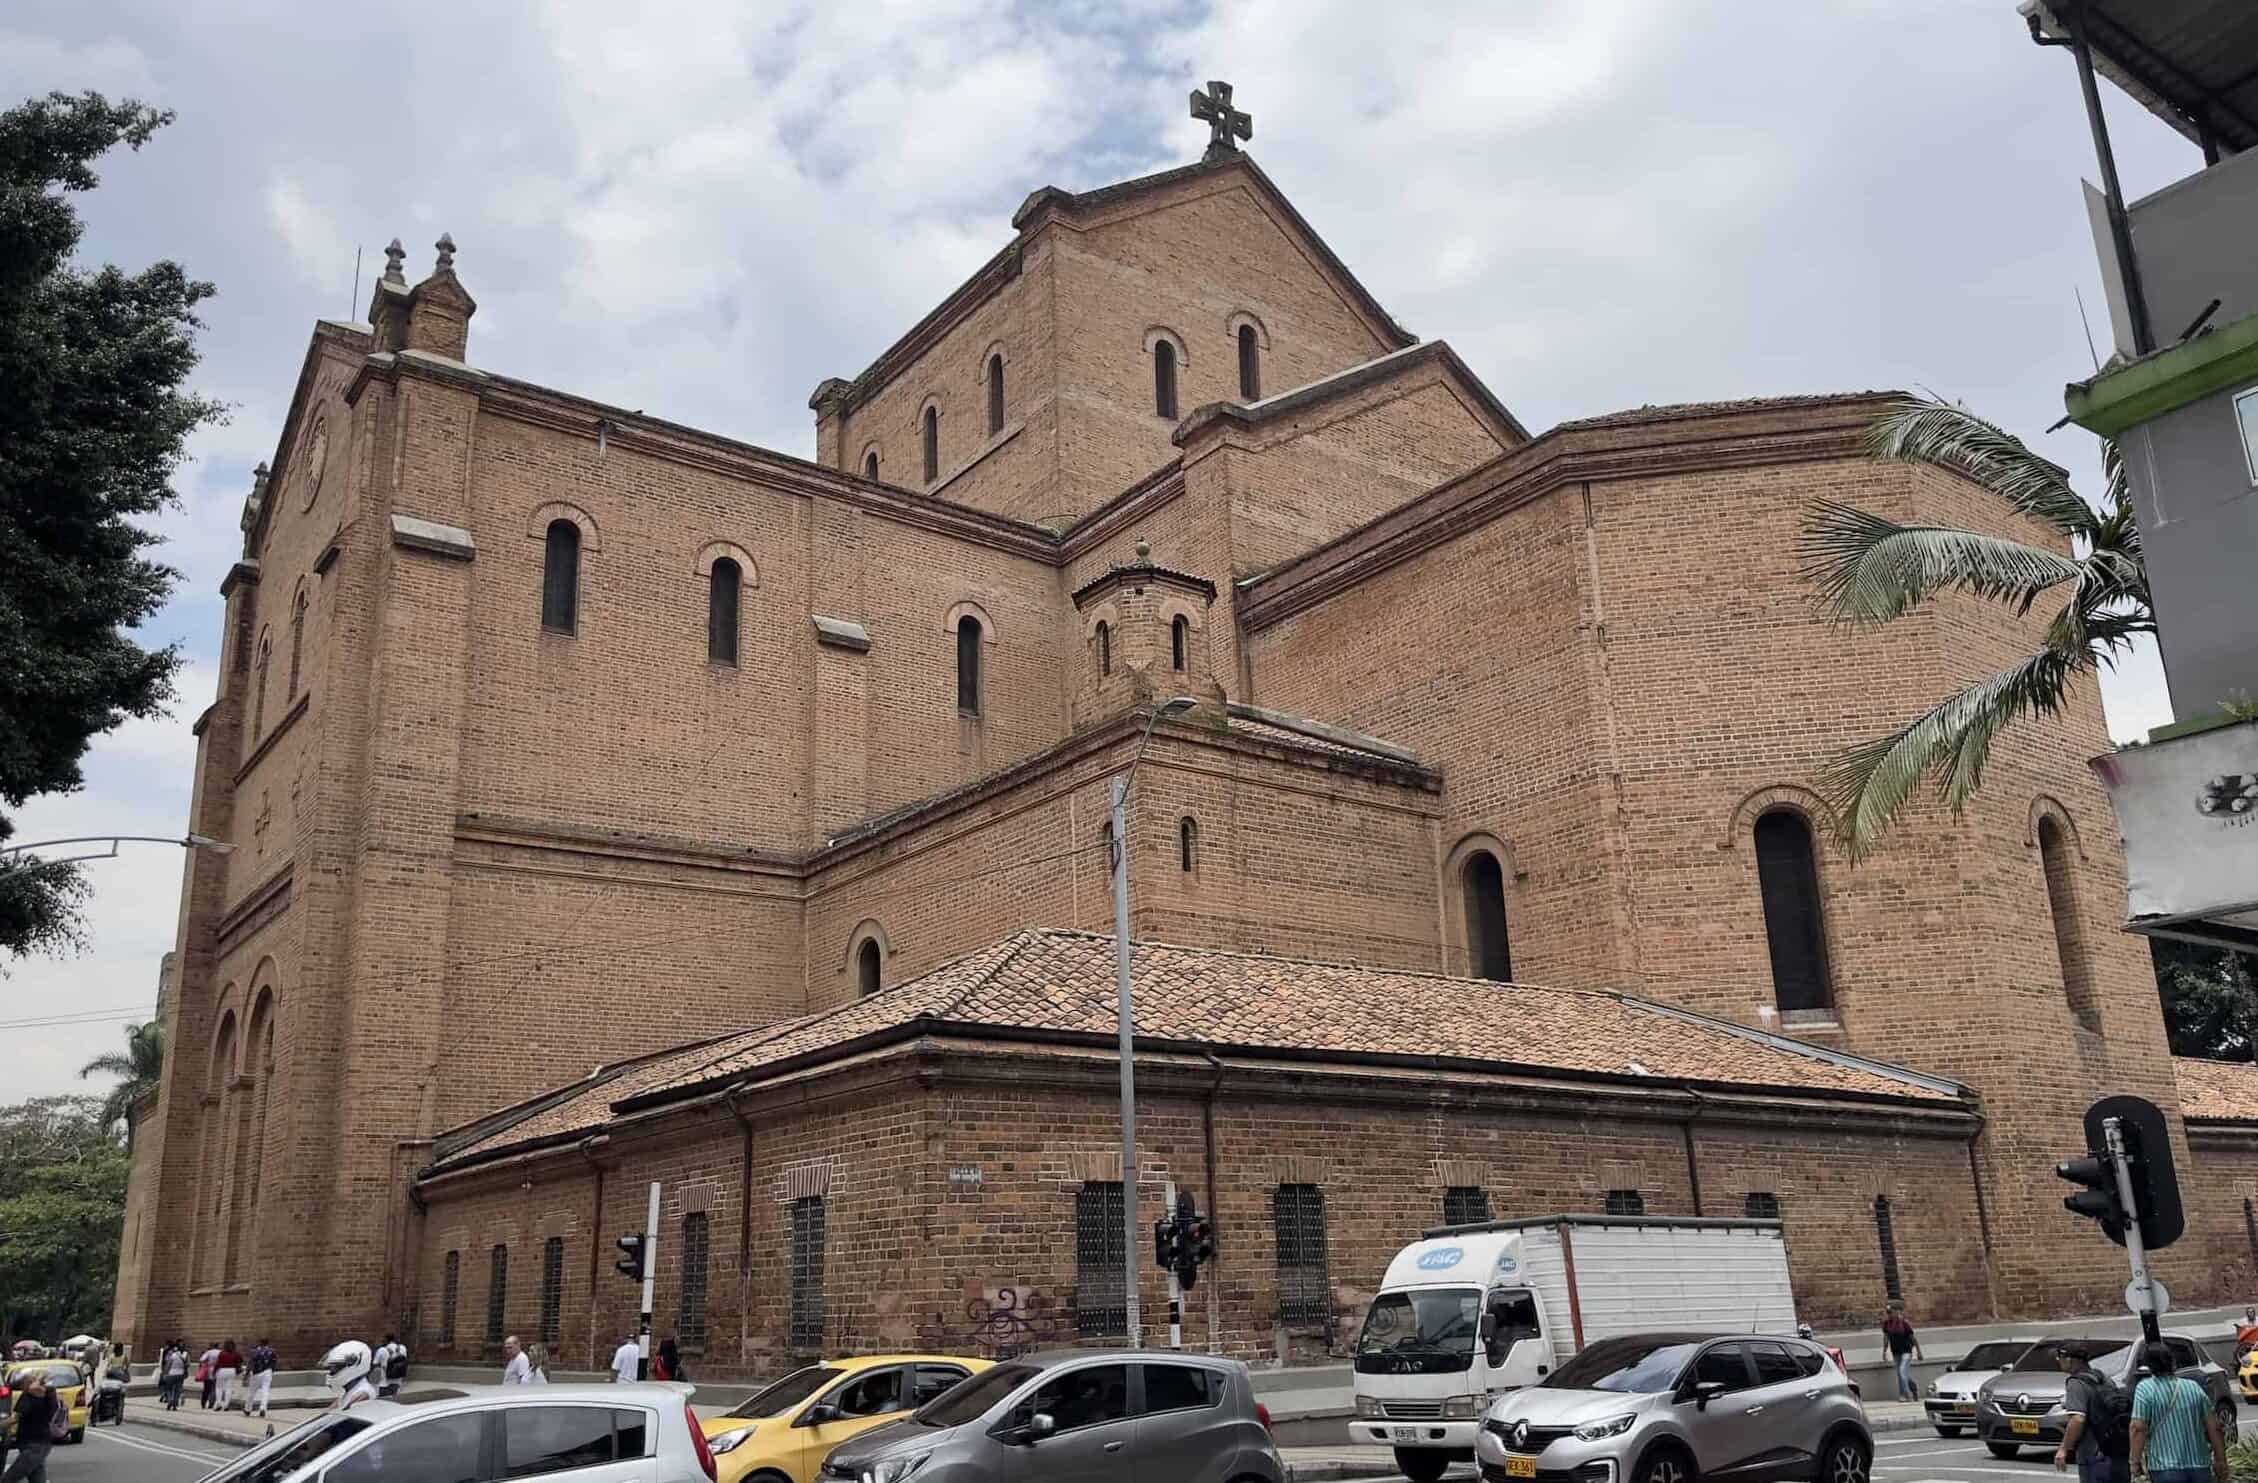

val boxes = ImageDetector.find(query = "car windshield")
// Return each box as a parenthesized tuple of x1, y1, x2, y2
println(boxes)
(1959, 1342, 2033, 1371)
(915, 1362, 1039, 1427)
(728, 1366, 843, 1419)
(5, 1366, 80, 1390)
(1358, 1289, 1481, 1356)
(1543, 1337, 1701, 1394)
(192, 1414, 374, 1483)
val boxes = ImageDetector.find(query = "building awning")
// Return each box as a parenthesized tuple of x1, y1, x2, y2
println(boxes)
(2025, 1, 2258, 156)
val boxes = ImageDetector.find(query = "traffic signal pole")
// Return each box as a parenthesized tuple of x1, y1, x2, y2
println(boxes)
(639, 1181, 660, 1379)
(2103, 1117, 2163, 1344)
(1165, 1179, 1183, 1350)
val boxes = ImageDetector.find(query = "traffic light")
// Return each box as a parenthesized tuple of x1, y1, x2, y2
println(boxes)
(614, 1233, 647, 1282)
(1153, 1214, 1182, 1272)
(2056, 1152, 2124, 1239)
(2058, 1096, 2185, 1251)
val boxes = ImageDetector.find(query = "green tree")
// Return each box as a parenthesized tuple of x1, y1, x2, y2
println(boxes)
(0, 91, 223, 957)
(79, 1019, 163, 1141)
(2154, 937, 2258, 1061)
(0, 1096, 128, 1345)
(1799, 394, 2151, 857)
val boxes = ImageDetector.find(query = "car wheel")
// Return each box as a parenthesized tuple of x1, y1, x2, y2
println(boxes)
(2217, 1397, 2237, 1434)
(68, 1427, 85, 1444)
(1933, 1426, 1960, 1438)
(1634, 1442, 1696, 1483)
(1394, 1447, 1450, 1483)
(1816, 1431, 1868, 1483)
(1985, 1442, 2020, 1460)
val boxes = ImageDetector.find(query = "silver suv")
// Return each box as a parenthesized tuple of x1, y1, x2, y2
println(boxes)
(1475, 1332, 1870, 1483)
(820, 1350, 1281, 1483)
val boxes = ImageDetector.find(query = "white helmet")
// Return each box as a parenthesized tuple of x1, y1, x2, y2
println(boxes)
(323, 1339, 373, 1394)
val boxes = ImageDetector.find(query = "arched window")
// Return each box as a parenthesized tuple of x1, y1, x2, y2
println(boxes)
(863, 450, 879, 481)
(1153, 340, 1178, 419)
(1462, 852, 1512, 982)
(1179, 816, 1198, 873)
(987, 353, 1005, 437)
(2039, 816, 2099, 1032)
(857, 939, 881, 997)
(1238, 323, 1261, 399)
(1753, 809, 1831, 1013)
(955, 615, 981, 715)
(707, 557, 740, 666)
(922, 405, 940, 484)
(288, 588, 308, 698)
(1096, 621, 1112, 676)
(251, 633, 271, 737)
(1171, 614, 1190, 672)
(541, 519, 580, 633)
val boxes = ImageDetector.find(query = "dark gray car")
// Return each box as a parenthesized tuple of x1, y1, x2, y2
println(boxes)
(1976, 1333, 2236, 1459)
(819, 1350, 1281, 1483)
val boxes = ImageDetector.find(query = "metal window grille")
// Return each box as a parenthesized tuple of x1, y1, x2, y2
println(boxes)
(486, 1244, 509, 1346)
(678, 1212, 710, 1349)
(2245, 1198, 2258, 1279)
(1074, 1181, 1126, 1337)
(1603, 1189, 1645, 1217)
(1442, 1186, 1490, 1225)
(1744, 1191, 1782, 1221)
(790, 1196, 826, 1352)
(539, 1236, 564, 1346)
(441, 1250, 460, 1347)
(1874, 1195, 1904, 1302)
(1273, 1184, 1330, 1326)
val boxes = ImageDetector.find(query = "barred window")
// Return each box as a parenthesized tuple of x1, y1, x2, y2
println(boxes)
(1744, 1191, 1782, 1221)
(1442, 1186, 1490, 1226)
(1874, 1195, 1904, 1302)
(1273, 1184, 1329, 1326)
(1074, 1181, 1126, 1337)
(790, 1196, 826, 1352)
(441, 1249, 460, 1347)
(1603, 1189, 1645, 1217)
(678, 1212, 710, 1349)
(486, 1244, 509, 1345)
(539, 1236, 564, 1346)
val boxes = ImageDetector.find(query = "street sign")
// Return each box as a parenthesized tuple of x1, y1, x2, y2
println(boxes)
(2126, 1276, 2172, 1317)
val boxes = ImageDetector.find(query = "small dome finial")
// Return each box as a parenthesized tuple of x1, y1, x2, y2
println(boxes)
(1134, 535, 1152, 563)
(382, 239, 406, 285)
(434, 233, 457, 273)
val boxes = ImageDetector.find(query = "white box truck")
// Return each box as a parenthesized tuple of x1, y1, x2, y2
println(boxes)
(1351, 1216, 1797, 1482)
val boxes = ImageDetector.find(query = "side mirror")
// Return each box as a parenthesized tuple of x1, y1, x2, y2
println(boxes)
(798, 1403, 842, 1428)
(1688, 1380, 1726, 1409)
(1003, 1413, 1057, 1446)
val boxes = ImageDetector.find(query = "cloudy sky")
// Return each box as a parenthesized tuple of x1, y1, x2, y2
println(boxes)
(2, 1, 2200, 1099)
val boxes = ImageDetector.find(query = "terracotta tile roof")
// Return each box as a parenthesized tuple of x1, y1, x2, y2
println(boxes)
(1552, 392, 1898, 430)
(430, 931, 1968, 1173)
(2174, 1057, 2258, 1121)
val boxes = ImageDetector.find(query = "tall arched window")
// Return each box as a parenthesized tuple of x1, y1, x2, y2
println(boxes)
(1179, 816, 1198, 873)
(1096, 621, 1112, 676)
(857, 938, 880, 998)
(251, 633, 271, 737)
(864, 450, 879, 481)
(1171, 615, 1189, 672)
(922, 405, 940, 483)
(707, 557, 740, 666)
(231, 998, 276, 1281)
(1238, 323, 1261, 399)
(1462, 852, 1512, 982)
(1753, 809, 1831, 1013)
(1153, 340, 1178, 419)
(987, 354, 1005, 436)
(288, 588, 308, 698)
(2039, 816, 2099, 1032)
(955, 615, 981, 715)
(541, 519, 580, 633)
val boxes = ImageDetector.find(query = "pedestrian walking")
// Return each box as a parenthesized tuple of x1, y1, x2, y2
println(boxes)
(501, 1334, 532, 1386)
(214, 1337, 242, 1410)
(0, 1367, 61, 1482)
(373, 1333, 405, 1398)
(197, 1342, 219, 1409)
(2236, 1306, 2258, 1357)
(610, 1334, 641, 1383)
(2128, 1342, 2228, 1483)
(525, 1342, 550, 1385)
(160, 1340, 188, 1410)
(246, 1337, 277, 1417)
(2054, 1341, 2132, 1483)
(1880, 1302, 1922, 1401)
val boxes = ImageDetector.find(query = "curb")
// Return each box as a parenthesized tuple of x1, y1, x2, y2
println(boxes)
(120, 1411, 266, 1449)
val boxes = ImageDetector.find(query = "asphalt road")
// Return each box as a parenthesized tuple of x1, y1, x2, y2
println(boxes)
(24, 1420, 239, 1480)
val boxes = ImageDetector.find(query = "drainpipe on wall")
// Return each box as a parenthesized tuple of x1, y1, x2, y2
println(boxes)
(397, 1145, 431, 1344)
(1964, 1115, 2001, 1320)
(1678, 1085, 1706, 1218)
(1203, 1052, 1226, 1354)
(728, 1086, 757, 1364)
(578, 1136, 608, 1373)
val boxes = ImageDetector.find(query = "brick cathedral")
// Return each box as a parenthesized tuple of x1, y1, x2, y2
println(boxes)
(111, 98, 2258, 1371)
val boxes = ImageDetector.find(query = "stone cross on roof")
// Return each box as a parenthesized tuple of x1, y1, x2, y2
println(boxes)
(1190, 80, 1252, 161)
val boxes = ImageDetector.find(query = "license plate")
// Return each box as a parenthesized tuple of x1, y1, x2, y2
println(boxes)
(1505, 1459, 1538, 1479)
(1391, 1427, 1418, 1443)
(2011, 1419, 2041, 1436)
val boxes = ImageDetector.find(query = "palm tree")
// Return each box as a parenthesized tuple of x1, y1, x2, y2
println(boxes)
(1799, 393, 2152, 858)
(80, 1019, 163, 1138)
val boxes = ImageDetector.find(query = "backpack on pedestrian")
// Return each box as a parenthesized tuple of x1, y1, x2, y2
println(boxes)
(48, 1392, 70, 1442)
(2078, 1369, 2134, 1458)
(388, 1343, 410, 1382)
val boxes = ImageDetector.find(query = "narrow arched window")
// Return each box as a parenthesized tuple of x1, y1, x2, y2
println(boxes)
(1463, 852, 1512, 981)
(1096, 621, 1112, 676)
(1238, 323, 1261, 399)
(1180, 816, 1198, 873)
(1154, 340, 1178, 419)
(857, 938, 881, 998)
(1171, 615, 1189, 673)
(922, 405, 940, 483)
(955, 615, 981, 715)
(987, 353, 1005, 436)
(252, 634, 271, 737)
(541, 519, 580, 633)
(2039, 816, 2099, 1032)
(1753, 809, 1831, 1013)
(706, 557, 741, 665)
(864, 450, 879, 481)
(288, 588, 308, 698)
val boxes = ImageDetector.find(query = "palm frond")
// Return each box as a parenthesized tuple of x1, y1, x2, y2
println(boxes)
(1801, 500, 2082, 623)
(1865, 394, 2096, 537)
(1820, 644, 2091, 858)
(78, 1051, 135, 1080)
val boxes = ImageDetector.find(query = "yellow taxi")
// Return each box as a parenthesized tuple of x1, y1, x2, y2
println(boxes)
(3, 1361, 90, 1446)
(701, 1353, 990, 1483)
(2239, 1346, 2258, 1402)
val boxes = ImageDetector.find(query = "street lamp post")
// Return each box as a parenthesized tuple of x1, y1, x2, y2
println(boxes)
(1113, 695, 1199, 1349)
(0, 834, 234, 865)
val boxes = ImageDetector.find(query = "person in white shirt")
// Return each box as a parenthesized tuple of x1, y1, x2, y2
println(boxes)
(322, 1340, 379, 1411)
(501, 1335, 532, 1386)
(526, 1342, 550, 1385)
(610, 1336, 642, 1383)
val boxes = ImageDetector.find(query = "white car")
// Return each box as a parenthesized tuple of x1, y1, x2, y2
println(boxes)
(193, 1383, 717, 1482)
(1925, 1339, 2038, 1437)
